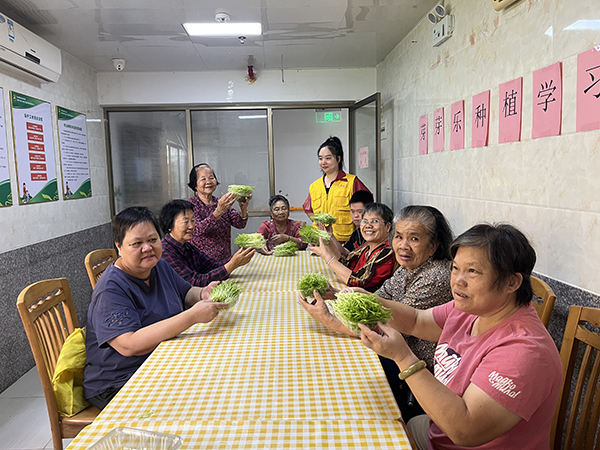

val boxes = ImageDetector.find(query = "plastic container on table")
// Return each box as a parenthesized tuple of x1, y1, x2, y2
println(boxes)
(87, 427, 183, 450)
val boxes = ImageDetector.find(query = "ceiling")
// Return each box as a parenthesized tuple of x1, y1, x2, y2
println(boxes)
(0, 0, 437, 73)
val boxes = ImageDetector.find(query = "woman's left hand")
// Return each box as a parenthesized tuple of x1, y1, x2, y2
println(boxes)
(271, 233, 288, 245)
(238, 193, 252, 208)
(201, 281, 220, 300)
(359, 322, 412, 363)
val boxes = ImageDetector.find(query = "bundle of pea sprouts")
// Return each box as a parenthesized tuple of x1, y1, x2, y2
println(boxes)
(310, 212, 337, 226)
(298, 225, 330, 245)
(326, 292, 392, 334)
(209, 280, 243, 310)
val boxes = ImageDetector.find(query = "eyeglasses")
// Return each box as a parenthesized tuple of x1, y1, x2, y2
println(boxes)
(360, 218, 382, 225)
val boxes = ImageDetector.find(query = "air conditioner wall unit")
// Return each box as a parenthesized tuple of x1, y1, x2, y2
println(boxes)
(0, 13, 62, 83)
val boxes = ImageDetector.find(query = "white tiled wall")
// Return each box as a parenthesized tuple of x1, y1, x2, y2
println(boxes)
(378, 0, 600, 294)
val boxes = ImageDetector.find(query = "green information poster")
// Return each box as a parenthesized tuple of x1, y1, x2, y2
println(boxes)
(57, 106, 91, 199)
(10, 91, 58, 205)
(0, 87, 12, 206)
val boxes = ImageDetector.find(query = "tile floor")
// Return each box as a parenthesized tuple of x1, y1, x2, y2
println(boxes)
(0, 367, 73, 450)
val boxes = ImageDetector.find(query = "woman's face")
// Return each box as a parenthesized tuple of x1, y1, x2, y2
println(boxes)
(116, 221, 162, 277)
(170, 210, 195, 244)
(195, 167, 217, 196)
(392, 220, 437, 271)
(271, 200, 289, 222)
(360, 211, 391, 245)
(451, 246, 516, 317)
(318, 147, 340, 175)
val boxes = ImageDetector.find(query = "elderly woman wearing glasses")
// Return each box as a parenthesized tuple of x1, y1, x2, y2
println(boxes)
(309, 202, 395, 292)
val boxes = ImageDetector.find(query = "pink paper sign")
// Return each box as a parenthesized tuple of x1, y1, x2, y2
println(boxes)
(450, 100, 465, 150)
(576, 47, 600, 132)
(472, 90, 490, 148)
(433, 107, 444, 153)
(419, 114, 428, 155)
(532, 62, 562, 139)
(499, 77, 523, 143)
(358, 146, 369, 169)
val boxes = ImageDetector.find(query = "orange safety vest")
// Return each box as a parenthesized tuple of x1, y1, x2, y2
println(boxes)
(309, 173, 356, 242)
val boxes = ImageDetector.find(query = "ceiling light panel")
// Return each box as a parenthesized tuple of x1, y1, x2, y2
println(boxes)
(183, 22, 262, 36)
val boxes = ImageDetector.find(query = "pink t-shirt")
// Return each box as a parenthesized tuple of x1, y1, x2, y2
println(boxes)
(429, 301, 562, 450)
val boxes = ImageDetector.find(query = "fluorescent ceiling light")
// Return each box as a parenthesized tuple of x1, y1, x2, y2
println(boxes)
(183, 22, 262, 36)
(239, 115, 267, 119)
(564, 20, 600, 31)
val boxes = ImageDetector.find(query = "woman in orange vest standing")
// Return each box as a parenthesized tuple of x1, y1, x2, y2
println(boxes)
(303, 136, 371, 243)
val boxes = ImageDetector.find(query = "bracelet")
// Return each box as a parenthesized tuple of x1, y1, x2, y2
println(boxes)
(216, 208, 226, 214)
(241, 215, 248, 220)
(326, 256, 335, 266)
(287, 235, 290, 242)
(199, 287, 205, 299)
(399, 360, 426, 380)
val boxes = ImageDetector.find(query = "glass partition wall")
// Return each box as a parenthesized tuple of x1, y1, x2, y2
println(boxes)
(106, 104, 371, 252)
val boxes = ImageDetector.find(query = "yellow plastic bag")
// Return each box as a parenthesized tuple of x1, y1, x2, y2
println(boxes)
(52, 327, 89, 417)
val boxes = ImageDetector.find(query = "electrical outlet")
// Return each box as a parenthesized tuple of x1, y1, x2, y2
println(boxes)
(433, 15, 454, 47)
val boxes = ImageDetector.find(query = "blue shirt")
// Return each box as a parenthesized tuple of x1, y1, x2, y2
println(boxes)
(83, 259, 191, 399)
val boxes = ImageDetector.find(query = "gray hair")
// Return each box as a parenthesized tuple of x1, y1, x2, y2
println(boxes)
(394, 205, 453, 260)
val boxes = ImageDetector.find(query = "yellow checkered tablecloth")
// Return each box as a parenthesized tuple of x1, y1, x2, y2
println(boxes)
(67, 252, 412, 449)
(68, 419, 412, 449)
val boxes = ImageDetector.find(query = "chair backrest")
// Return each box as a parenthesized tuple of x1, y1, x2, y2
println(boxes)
(16, 279, 79, 445)
(551, 305, 600, 450)
(85, 248, 117, 289)
(531, 275, 556, 328)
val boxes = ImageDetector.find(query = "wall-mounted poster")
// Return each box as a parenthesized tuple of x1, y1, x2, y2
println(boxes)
(0, 87, 12, 206)
(10, 91, 58, 205)
(498, 77, 523, 143)
(433, 107, 444, 153)
(472, 90, 490, 148)
(419, 114, 428, 155)
(532, 62, 562, 138)
(449, 100, 465, 150)
(57, 106, 91, 199)
(576, 46, 600, 132)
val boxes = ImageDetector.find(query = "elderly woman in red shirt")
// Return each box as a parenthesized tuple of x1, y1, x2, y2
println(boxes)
(309, 202, 395, 292)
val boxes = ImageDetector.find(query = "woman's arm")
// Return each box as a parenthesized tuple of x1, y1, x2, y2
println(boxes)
(302, 194, 313, 219)
(108, 286, 226, 357)
(309, 239, 352, 284)
(360, 324, 522, 447)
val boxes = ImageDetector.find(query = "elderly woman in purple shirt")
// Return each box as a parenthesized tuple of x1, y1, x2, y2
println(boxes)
(188, 163, 250, 260)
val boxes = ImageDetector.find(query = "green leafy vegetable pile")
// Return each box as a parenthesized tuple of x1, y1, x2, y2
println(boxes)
(298, 225, 330, 245)
(234, 233, 266, 249)
(328, 292, 392, 332)
(209, 280, 244, 310)
(227, 185, 255, 201)
(310, 212, 338, 225)
(273, 240, 298, 257)
(298, 273, 329, 298)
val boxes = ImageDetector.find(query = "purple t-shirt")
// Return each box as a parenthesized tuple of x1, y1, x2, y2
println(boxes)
(83, 259, 191, 399)
(428, 301, 562, 450)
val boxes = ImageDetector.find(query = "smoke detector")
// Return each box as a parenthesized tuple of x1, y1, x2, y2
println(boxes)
(215, 10, 230, 23)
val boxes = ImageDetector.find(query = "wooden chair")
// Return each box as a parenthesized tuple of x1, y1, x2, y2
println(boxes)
(85, 248, 117, 289)
(551, 305, 600, 450)
(16, 278, 100, 450)
(531, 275, 556, 328)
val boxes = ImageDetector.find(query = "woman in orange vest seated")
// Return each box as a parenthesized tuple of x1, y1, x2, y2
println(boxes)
(302, 136, 370, 243)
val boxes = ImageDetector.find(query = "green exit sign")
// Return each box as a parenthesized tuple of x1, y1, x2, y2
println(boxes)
(316, 110, 342, 123)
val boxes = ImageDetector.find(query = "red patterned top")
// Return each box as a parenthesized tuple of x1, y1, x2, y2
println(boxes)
(256, 219, 308, 251)
(188, 195, 248, 260)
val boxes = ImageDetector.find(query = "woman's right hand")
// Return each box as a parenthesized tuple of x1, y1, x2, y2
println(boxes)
(359, 322, 412, 363)
(228, 247, 255, 271)
(216, 192, 237, 213)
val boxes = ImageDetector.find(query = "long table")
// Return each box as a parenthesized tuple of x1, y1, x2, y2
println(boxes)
(67, 252, 413, 449)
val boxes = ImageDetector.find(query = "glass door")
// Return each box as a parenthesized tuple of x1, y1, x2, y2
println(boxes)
(349, 93, 381, 201)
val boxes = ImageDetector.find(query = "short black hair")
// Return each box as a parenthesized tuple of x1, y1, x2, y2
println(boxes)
(362, 202, 394, 225)
(318, 136, 344, 171)
(159, 199, 194, 235)
(268, 194, 290, 210)
(451, 223, 536, 306)
(395, 205, 453, 261)
(113, 206, 161, 247)
(349, 190, 374, 206)
(187, 163, 219, 192)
